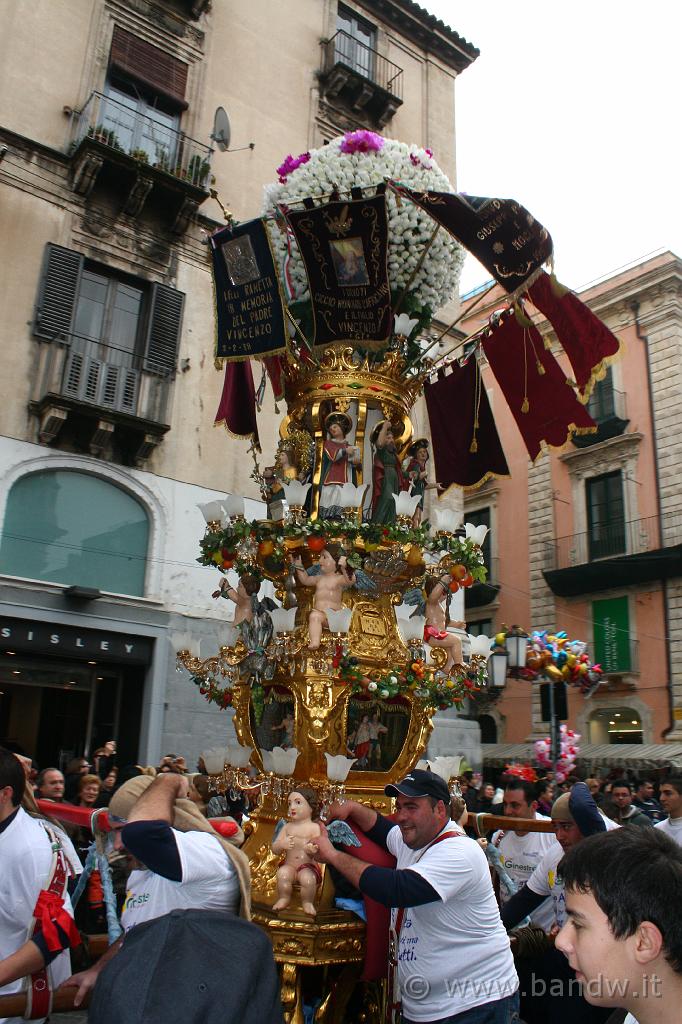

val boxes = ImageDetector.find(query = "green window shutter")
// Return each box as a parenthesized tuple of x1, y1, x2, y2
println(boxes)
(142, 283, 184, 376)
(33, 243, 84, 340)
(592, 596, 631, 673)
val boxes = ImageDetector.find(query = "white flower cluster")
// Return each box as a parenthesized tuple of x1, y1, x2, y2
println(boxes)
(262, 137, 465, 316)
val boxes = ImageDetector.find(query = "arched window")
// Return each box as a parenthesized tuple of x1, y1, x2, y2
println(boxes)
(588, 706, 643, 744)
(0, 471, 149, 596)
(479, 714, 498, 743)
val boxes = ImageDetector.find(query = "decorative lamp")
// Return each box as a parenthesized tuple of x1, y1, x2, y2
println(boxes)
(505, 625, 529, 670)
(222, 494, 246, 521)
(228, 744, 253, 769)
(337, 482, 368, 511)
(466, 634, 494, 660)
(282, 481, 311, 507)
(392, 490, 422, 526)
(396, 615, 426, 644)
(271, 606, 298, 635)
(488, 643, 509, 688)
(202, 747, 228, 775)
(433, 508, 461, 535)
(261, 751, 275, 773)
(464, 522, 489, 547)
(394, 313, 419, 338)
(325, 607, 353, 635)
(428, 756, 462, 785)
(269, 746, 299, 776)
(197, 501, 224, 530)
(324, 753, 357, 782)
(175, 633, 201, 658)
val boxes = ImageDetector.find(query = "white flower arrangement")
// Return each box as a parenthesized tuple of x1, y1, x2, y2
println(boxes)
(262, 136, 465, 318)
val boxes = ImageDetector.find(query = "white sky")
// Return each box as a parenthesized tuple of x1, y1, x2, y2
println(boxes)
(421, 1, 682, 293)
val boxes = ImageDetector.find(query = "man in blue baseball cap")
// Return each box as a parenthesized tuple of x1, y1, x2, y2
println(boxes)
(309, 769, 518, 1023)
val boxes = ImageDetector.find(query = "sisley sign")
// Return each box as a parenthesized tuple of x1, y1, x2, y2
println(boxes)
(0, 618, 153, 665)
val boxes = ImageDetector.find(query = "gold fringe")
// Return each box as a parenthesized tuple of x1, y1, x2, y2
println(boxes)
(213, 417, 261, 452)
(526, 421, 598, 465)
(575, 334, 625, 404)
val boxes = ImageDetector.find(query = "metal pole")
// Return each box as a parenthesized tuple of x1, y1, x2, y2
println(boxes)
(549, 680, 558, 773)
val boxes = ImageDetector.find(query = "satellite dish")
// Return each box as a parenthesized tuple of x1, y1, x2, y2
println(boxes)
(211, 106, 231, 152)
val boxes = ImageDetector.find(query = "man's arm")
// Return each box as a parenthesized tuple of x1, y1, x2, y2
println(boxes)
(500, 883, 546, 929)
(120, 774, 189, 881)
(59, 936, 123, 1007)
(0, 940, 47, 989)
(127, 772, 188, 823)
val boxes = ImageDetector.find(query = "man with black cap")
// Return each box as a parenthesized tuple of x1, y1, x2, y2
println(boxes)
(309, 768, 518, 1023)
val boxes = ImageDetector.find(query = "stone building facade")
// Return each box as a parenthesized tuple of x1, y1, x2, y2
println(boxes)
(0, 0, 477, 768)
(460, 252, 682, 755)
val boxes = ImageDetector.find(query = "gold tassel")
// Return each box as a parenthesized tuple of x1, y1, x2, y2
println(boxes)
(521, 397, 530, 414)
(469, 437, 478, 453)
(536, 360, 545, 375)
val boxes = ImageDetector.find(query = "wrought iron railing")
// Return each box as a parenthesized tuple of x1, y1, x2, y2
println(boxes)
(70, 91, 213, 188)
(36, 334, 171, 423)
(545, 511, 682, 570)
(322, 31, 403, 99)
(587, 384, 627, 424)
(598, 637, 640, 675)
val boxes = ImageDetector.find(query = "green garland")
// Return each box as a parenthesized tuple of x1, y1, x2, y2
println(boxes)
(338, 654, 486, 711)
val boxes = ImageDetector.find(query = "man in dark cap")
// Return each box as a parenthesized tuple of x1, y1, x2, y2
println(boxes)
(309, 768, 518, 1023)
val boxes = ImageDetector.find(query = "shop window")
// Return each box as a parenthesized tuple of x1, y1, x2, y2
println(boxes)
(0, 471, 149, 595)
(586, 471, 625, 560)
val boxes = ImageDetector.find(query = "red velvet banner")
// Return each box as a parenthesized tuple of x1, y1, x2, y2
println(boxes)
(425, 356, 509, 489)
(481, 309, 596, 460)
(527, 271, 621, 399)
(214, 359, 260, 448)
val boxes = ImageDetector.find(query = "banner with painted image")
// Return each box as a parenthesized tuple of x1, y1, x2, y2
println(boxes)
(285, 191, 392, 348)
(210, 218, 288, 361)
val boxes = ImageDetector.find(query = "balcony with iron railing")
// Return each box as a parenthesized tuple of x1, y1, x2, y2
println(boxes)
(30, 334, 171, 466)
(598, 637, 640, 678)
(68, 91, 213, 232)
(572, 384, 629, 448)
(543, 510, 682, 596)
(319, 31, 403, 126)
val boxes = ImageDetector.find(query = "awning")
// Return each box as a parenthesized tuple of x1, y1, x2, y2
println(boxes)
(482, 742, 682, 771)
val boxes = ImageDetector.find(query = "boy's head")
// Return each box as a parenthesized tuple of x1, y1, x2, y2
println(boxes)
(556, 828, 682, 1011)
(660, 775, 682, 819)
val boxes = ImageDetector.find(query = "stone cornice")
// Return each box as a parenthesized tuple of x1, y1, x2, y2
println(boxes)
(560, 432, 643, 474)
(355, 0, 479, 72)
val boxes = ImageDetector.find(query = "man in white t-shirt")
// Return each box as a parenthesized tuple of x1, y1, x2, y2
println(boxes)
(61, 772, 251, 1008)
(556, 827, 682, 1024)
(655, 775, 682, 846)
(310, 769, 518, 1023)
(491, 778, 555, 931)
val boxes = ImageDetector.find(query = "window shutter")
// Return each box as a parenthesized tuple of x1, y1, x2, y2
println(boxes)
(143, 284, 184, 376)
(110, 26, 188, 107)
(33, 244, 84, 340)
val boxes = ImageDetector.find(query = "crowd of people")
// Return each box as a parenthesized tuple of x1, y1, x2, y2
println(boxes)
(0, 740, 680, 1024)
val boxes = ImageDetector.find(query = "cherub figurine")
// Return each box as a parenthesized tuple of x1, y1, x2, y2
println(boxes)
(213, 572, 276, 671)
(291, 544, 356, 649)
(212, 573, 261, 625)
(272, 787, 323, 916)
(424, 574, 465, 671)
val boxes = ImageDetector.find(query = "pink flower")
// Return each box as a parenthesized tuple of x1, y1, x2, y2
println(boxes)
(275, 151, 311, 183)
(339, 130, 384, 155)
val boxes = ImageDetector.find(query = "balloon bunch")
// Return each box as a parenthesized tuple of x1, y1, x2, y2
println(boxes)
(517, 630, 603, 695)
(535, 725, 581, 783)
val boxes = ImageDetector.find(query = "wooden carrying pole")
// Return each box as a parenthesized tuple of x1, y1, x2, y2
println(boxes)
(0, 988, 91, 1017)
(469, 813, 556, 836)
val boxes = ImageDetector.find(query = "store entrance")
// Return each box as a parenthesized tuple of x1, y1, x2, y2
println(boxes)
(0, 655, 144, 769)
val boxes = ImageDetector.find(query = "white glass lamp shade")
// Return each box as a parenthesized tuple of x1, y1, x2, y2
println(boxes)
(467, 634, 494, 659)
(394, 313, 419, 337)
(433, 508, 461, 534)
(416, 760, 429, 770)
(271, 606, 298, 634)
(174, 632, 201, 658)
(270, 746, 299, 776)
(325, 753, 357, 781)
(261, 751, 275, 773)
(202, 747, 228, 774)
(197, 500, 225, 524)
(464, 522, 489, 547)
(428, 756, 462, 783)
(222, 494, 245, 518)
(397, 615, 426, 644)
(282, 481, 311, 506)
(338, 482, 368, 509)
(228, 744, 253, 769)
(325, 607, 353, 634)
(393, 491, 422, 518)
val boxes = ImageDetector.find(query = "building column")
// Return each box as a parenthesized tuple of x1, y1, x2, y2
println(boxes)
(526, 454, 557, 738)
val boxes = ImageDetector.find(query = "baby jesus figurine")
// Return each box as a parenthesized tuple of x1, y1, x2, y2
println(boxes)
(424, 574, 465, 672)
(291, 544, 355, 649)
(272, 787, 323, 916)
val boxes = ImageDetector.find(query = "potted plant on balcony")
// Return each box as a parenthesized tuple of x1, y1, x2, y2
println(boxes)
(187, 154, 212, 188)
(88, 124, 122, 150)
(129, 148, 150, 164)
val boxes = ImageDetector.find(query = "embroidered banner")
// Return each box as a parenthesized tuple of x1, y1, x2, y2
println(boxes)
(286, 192, 391, 348)
(425, 356, 510, 490)
(391, 184, 552, 294)
(210, 218, 288, 361)
(481, 308, 596, 461)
